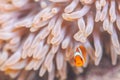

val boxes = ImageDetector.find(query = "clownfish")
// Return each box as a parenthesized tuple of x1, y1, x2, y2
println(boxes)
(74, 45, 87, 67)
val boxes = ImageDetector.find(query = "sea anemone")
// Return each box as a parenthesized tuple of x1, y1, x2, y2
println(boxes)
(0, 0, 120, 80)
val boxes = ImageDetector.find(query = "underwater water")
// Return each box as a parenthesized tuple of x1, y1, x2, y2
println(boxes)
(0, 0, 120, 80)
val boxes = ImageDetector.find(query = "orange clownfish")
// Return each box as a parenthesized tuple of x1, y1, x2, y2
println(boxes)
(74, 45, 87, 67)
